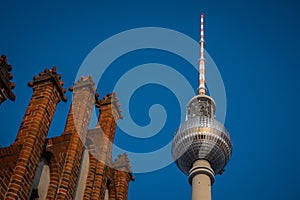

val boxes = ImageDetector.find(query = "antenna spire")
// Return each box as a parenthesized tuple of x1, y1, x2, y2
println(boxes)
(198, 14, 206, 95)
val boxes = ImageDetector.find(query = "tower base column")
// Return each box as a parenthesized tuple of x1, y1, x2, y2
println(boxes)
(188, 160, 215, 200)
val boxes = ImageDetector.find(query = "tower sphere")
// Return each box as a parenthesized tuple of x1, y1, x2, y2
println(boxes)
(171, 95, 232, 175)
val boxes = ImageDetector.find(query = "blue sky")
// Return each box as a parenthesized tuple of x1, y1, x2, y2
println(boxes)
(0, 0, 300, 199)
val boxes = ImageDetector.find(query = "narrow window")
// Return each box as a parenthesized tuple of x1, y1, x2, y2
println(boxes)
(29, 157, 50, 200)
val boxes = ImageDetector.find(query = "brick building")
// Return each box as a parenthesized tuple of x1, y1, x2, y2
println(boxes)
(0, 55, 15, 105)
(0, 56, 134, 199)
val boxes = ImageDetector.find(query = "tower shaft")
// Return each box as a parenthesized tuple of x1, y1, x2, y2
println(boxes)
(189, 160, 214, 200)
(192, 173, 211, 200)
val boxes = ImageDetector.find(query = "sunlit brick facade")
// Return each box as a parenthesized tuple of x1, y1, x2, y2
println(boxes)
(0, 62, 133, 200)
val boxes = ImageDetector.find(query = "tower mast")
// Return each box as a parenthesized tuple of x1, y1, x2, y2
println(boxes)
(198, 14, 206, 95)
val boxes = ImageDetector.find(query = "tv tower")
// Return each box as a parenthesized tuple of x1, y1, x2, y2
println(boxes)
(171, 15, 232, 200)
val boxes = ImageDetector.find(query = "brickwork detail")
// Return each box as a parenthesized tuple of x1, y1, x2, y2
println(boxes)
(113, 154, 134, 200)
(55, 76, 96, 199)
(0, 145, 22, 200)
(1, 67, 66, 199)
(82, 93, 134, 200)
(0, 67, 133, 200)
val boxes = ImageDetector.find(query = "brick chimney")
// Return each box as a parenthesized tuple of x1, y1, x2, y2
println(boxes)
(96, 92, 122, 143)
(55, 76, 96, 199)
(113, 153, 134, 200)
(82, 93, 123, 199)
(4, 67, 66, 199)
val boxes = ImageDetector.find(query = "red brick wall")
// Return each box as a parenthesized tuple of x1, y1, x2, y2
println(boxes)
(113, 170, 131, 200)
(45, 134, 72, 199)
(0, 145, 22, 199)
(1, 67, 66, 199)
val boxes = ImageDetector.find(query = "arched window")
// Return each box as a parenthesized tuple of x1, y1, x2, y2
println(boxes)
(29, 157, 50, 200)
(104, 189, 109, 200)
(105, 179, 112, 200)
(74, 149, 89, 200)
